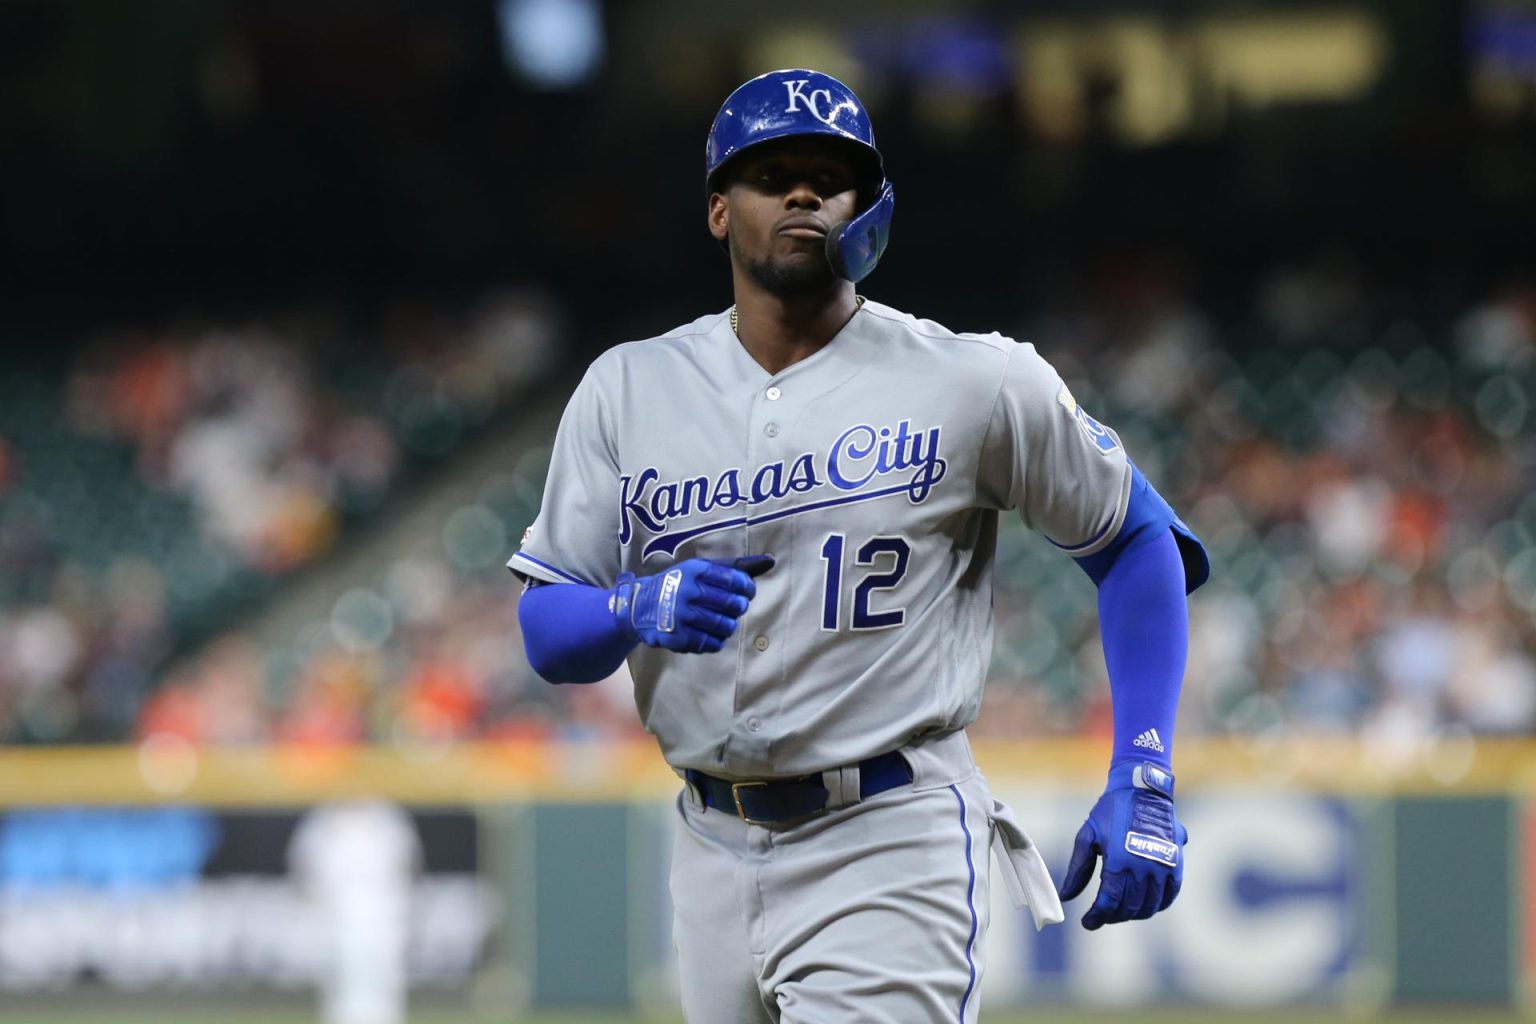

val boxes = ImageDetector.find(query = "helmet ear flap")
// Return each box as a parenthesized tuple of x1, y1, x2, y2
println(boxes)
(825, 182, 894, 283)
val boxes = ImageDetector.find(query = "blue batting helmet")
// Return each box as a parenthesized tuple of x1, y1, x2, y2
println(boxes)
(705, 69, 895, 284)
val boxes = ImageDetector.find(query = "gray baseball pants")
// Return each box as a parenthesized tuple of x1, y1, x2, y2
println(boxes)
(668, 741, 995, 1023)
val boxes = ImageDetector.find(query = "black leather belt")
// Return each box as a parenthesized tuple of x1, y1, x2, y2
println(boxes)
(685, 750, 913, 825)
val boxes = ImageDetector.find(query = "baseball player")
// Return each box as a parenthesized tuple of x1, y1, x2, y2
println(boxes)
(511, 69, 1209, 1023)
(289, 800, 422, 1024)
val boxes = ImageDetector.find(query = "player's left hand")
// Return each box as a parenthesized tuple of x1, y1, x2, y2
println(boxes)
(1058, 761, 1187, 930)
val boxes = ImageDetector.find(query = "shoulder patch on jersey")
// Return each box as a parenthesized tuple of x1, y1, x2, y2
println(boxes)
(1057, 385, 1119, 455)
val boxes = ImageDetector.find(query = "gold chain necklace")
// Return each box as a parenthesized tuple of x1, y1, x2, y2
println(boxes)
(731, 295, 864, 336)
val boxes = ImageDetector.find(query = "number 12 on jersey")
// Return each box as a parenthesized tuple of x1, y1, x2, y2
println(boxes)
(820, 534, 911, 631)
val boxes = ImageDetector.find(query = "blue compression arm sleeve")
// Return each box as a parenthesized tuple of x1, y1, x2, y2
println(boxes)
(518, 582, 637, 684)
(1096, 529, 1188, 770)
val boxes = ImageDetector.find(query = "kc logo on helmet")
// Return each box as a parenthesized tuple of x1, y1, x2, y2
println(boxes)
(784, 80, 839, 125)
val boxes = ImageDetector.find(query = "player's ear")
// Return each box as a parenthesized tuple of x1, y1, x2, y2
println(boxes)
(707, 192, 729, 243)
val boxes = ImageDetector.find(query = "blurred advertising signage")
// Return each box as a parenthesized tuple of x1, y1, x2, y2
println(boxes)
(1014, 9, 1388, 146)
(0, 805, 496, 990)
(1469, 2, 1536, 121)
(1471, 3, 1536, 79)
(979, 793, 1367, 1007)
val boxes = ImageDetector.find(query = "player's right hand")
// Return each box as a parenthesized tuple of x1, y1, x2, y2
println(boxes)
(611, 555, 774, 654)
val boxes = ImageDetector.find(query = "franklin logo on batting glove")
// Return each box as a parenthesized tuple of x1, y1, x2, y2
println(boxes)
(1125, 832, 1180, 867)
(656, 568, 683, 632)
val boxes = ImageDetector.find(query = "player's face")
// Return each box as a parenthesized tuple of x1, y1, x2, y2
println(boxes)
(709, 139, 862, 298)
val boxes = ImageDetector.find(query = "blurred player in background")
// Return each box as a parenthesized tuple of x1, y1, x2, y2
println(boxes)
(511, 69, 1208, 1022)
(288, 800, 422, 1024)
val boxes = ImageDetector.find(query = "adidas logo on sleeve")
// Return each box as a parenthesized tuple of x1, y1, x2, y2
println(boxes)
(1132, 728, 1165, 753)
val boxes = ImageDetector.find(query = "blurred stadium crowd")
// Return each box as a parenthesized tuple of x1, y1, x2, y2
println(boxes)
(0, 290, 558, 743)
(989, 254, 1536, 745)
(1, 253, 1534, 748)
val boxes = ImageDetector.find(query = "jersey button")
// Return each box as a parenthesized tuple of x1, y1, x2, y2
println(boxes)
(747, 717, 761, 732)
(766, 386, 781, 401)
(753, 635, 769, 652)
(764, 423, 779, 438)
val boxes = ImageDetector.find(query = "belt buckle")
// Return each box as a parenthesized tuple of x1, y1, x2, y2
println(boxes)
(731, 780, 769, 824)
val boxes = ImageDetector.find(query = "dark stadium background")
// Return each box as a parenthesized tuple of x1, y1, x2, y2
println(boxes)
(1, 1, 1535, 1021)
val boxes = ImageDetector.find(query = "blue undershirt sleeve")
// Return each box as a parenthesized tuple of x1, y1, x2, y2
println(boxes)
(1095, 529, 1188, 771)
(518, 582, 638, 685)
(1071, 461, 1207, 773)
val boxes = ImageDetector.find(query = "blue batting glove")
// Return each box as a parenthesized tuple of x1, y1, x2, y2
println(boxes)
(1058, 761, 1188, 930)
(611, 556, 774, 654)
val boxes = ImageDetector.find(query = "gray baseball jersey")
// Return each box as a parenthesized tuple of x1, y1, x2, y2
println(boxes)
(509, 299, 1129, 778)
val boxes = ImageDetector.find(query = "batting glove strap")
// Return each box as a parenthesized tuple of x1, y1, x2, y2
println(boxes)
(629, 569, 684, 636)
(609, 573, 641, 641)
